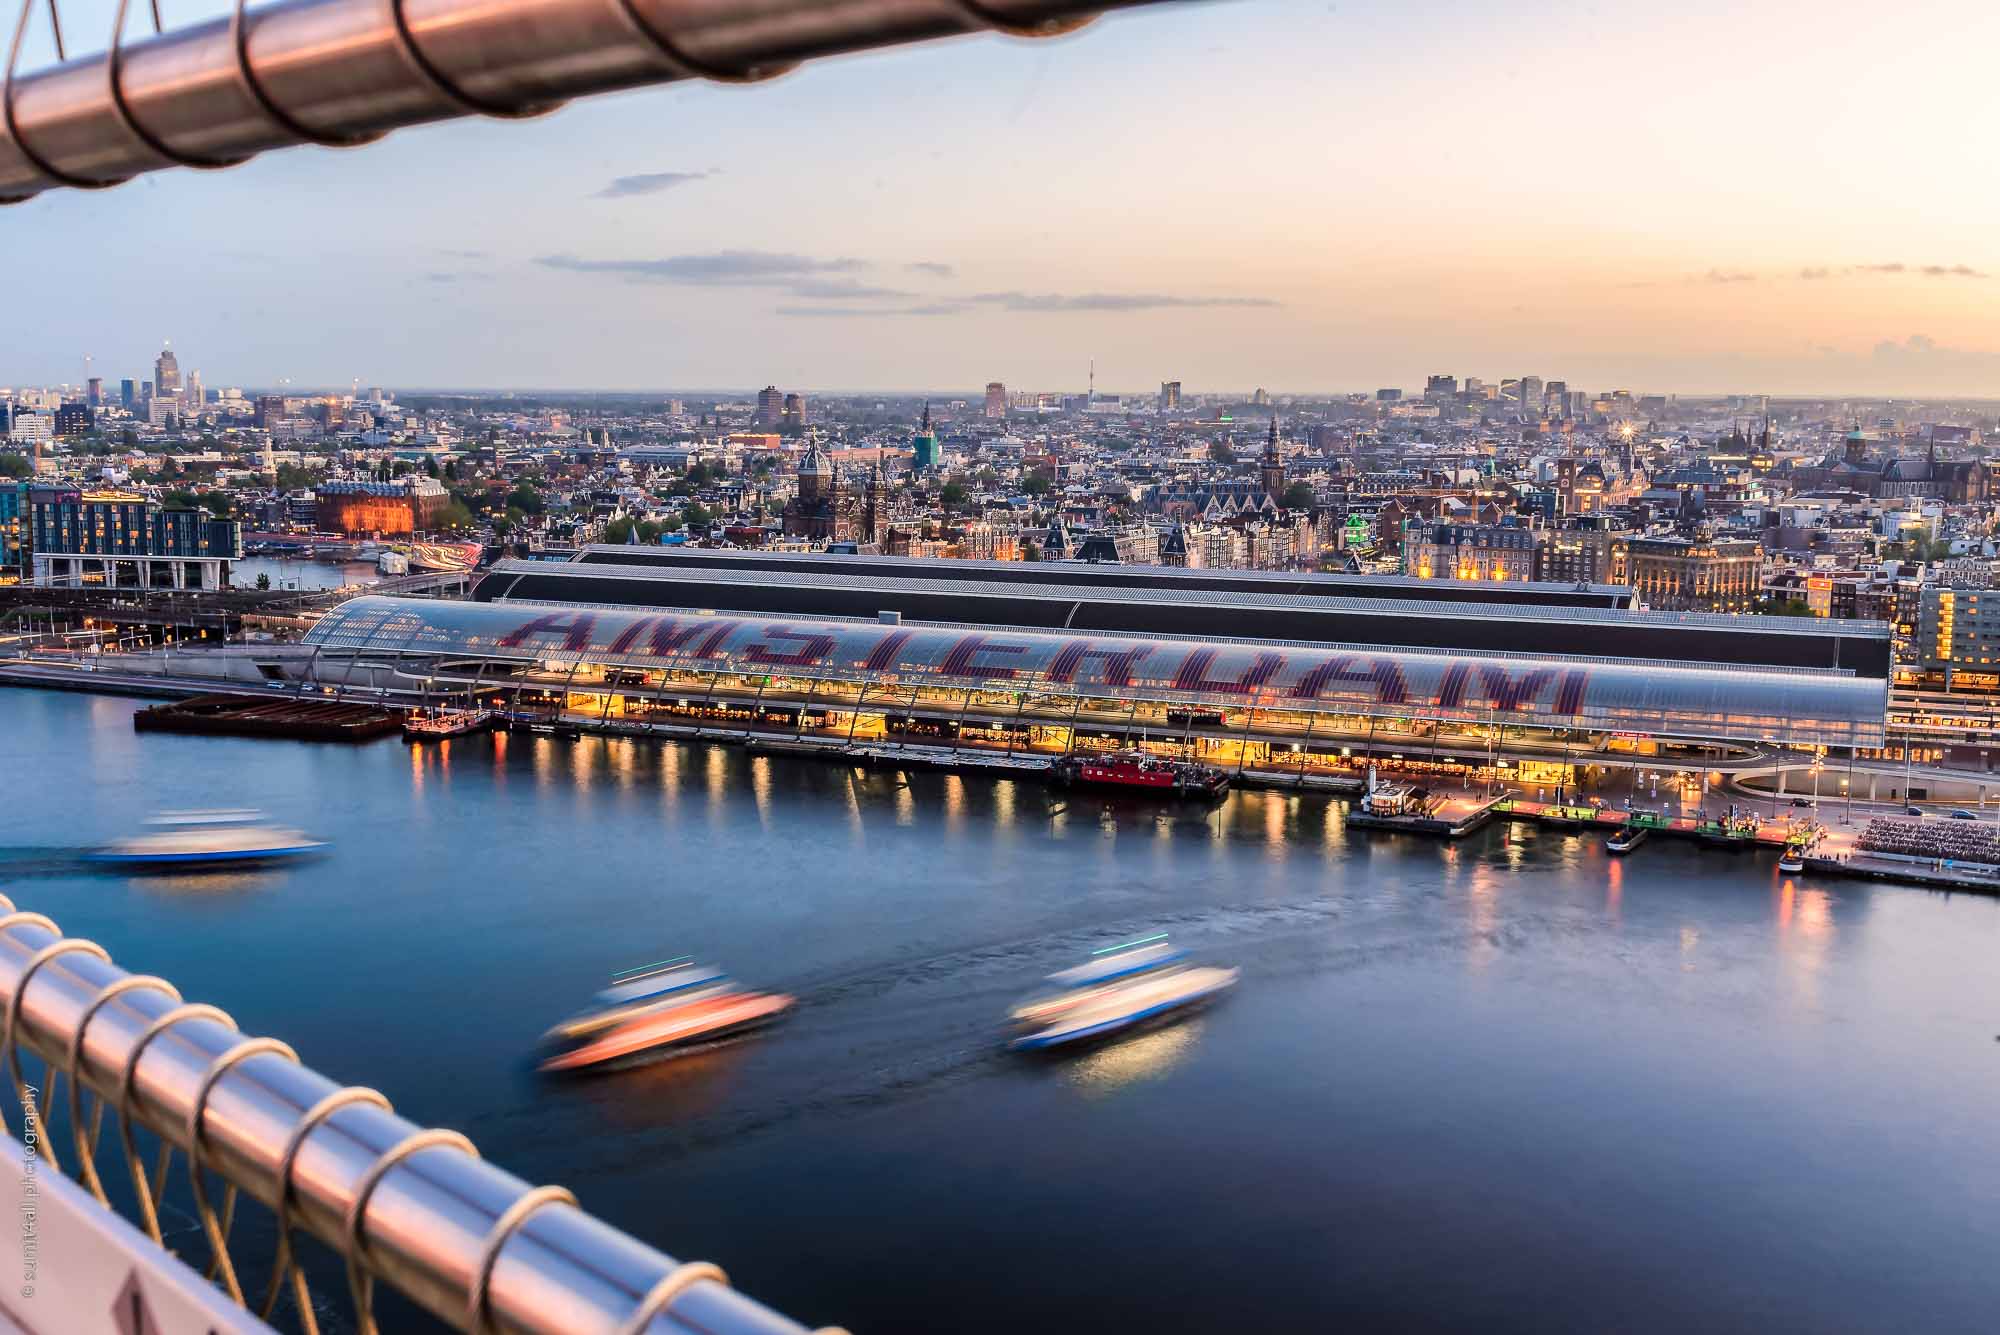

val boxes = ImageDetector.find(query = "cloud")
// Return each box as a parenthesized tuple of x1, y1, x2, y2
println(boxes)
(1856, 262, 1906, 274)
(1697, 269, 1757, 284)
(1864, 333, 2000, 384)
(970, 290, 1279, 312)
(905, 262, 955, 278)
(436, 248, 489, 260)
(1798, 266, 1832, 280)
(593, 170, 715, 199)
(1921, 263, 1987, 278)
(536, 250, 868, 286)
(775, 303, 967, 318)
(787, 278, 914, 300)
(424, 272, 492, 284)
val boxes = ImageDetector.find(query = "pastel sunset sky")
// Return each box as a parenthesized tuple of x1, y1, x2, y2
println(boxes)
(8, 0, 1998, 395)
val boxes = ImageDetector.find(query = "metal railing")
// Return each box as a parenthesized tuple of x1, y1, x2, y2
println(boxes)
(0, 892, 842, 1334)
(1, 0, 1174, 202)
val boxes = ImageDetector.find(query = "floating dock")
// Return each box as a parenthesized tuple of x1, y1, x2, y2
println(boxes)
(134, 694, 401, 742)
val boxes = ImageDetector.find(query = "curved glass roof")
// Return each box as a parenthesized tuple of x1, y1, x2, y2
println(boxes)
(305, 596, 1887, 746)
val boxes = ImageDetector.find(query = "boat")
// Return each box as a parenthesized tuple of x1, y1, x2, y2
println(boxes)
(87, 810, 327, 869)
(406, 540, 482, 573)
(1050, 749, 1230, 798)
(1008, 935, 1237, 1052)
(524, 718, 580, 739)
(1777, 847, 1806, 873)
(539, 959, 794, 1073)
(375, 549, 411, 576)
(1605, 825, 1648, 854)
(403, 706, 497, 740)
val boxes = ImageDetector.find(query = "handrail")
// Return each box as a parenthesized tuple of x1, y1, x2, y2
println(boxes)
(0, 892, 832, 1335)
(0, 0, 1173, 202)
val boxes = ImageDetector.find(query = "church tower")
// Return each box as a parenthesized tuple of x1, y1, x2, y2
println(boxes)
(865, 457, 889, 548)
(1261, 417, 1286, 501)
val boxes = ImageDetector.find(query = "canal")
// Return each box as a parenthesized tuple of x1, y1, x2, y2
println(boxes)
(4, 687, 1998, 1333)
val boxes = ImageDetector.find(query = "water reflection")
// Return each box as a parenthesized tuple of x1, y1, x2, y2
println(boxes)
(1058, 1017, 1206, 1099)
(131, 869, 285, 897)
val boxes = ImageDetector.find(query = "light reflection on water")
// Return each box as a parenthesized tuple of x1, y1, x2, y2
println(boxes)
(3, 695, 1998, 1335)
(1058, 1018, 1206, 1099)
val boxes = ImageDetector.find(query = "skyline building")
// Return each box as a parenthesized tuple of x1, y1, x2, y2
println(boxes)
(984, 382, 1007, 419)
(1158, 381, 1182, 413)
(755, 385, 784, 429)
(154, 343, 181, 399)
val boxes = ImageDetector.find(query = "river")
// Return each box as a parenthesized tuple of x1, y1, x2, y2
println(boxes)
(231, 557, 380, 592)
(3, 688, 1997, 1333)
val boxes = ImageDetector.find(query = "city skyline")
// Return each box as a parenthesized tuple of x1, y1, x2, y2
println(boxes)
(6, 0, 1998, 395)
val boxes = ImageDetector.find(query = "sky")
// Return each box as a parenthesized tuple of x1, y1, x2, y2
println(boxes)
(6, 0, 2000, 396)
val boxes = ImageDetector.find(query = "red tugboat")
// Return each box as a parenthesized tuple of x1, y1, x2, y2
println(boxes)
(1051, 748, 1231, 799)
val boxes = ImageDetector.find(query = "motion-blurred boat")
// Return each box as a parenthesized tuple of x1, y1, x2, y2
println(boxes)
(1008, 935, 1236, 1052)
(1777, 848, 1806, 873)
(538, 959, 794, 1073)
(87, 810, 326, 868)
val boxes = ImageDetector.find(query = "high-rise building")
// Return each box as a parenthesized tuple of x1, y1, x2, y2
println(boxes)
(120, 378, 136, 407)
(54, 403, 93, 437)
(1518, 376, 1544, 417)
(1424, 374, 1457, 401)
(984, 382, 1007, 420)
(154, 343, 182, 399)
(30, 488, 242, 589)
(0, 481, 26, 573)
(780, 393, 806, 430)
(1545, 381, 1569, 418)
(254, 395, 285, 428)
(1158, 381, 1182, 413)
(754, 385, 784, 429)
(187, 370, 204, 407)
(86, 377, 103, 406)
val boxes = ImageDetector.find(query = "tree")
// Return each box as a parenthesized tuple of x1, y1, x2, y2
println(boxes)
(1023, 541, 1042, 562)
(1020, 475, 1051, 496)
(255, 573, 272, 590)
(507, 484, 545, 516)
(1208, 440, 1236, 466)
(0, 453, 28, 479)
(436, 501, 474, 530)
(682, 502, 713, 530)
(1282, 482, 1317, 511)
(939, 482, 968, 511)
(422, 455, 439, 478)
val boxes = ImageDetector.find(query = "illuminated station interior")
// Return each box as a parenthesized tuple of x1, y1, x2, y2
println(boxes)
(296, 550, 1892, 788)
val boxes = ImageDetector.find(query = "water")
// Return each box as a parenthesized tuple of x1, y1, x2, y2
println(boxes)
(231, 557, 379, 592)
(3, 688, 1998, 1333)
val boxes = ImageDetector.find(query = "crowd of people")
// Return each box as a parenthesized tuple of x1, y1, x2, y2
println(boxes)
(1856, 817, 2000, 868)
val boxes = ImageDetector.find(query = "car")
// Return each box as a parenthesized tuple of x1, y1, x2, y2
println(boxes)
(1904, 806, 1924, 816)
(1791, 797, 1815, 808)
(1949, 809, 1979, 820)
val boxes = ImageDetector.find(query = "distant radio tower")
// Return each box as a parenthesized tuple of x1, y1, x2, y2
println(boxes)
(1088, 358, 1095, 404)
